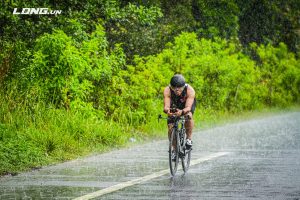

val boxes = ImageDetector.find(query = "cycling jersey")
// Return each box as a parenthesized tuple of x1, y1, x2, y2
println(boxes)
(169, 84, 196, 114)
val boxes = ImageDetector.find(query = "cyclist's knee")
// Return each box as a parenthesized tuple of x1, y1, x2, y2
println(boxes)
(186, 112, 193, 119)
(185, 114, 194, 129)
(168, 124, 174, 131)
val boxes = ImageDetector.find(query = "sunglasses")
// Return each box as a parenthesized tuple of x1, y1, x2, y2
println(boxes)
(170, 85, 185, 91)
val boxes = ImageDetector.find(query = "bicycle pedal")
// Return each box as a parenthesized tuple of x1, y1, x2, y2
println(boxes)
(186, 148, 192, 152)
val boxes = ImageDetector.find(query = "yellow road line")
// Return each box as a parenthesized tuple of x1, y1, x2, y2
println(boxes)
(73, 152, 229, 200)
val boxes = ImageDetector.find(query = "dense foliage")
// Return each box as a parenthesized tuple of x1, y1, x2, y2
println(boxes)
(0, 0, 299, 175)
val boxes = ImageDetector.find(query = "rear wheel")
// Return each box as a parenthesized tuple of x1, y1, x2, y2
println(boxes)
(182, 148, 191, 173)
(181, 130, 191, 173)
(169, 128, 179, 176)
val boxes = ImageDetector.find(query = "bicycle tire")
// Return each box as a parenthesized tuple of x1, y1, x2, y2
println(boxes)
(169, 128, 179, 176)
(181, 129, 191, 173)
(182, 148, 191, 173)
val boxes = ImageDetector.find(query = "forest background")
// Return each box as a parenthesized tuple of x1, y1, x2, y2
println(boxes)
(0, 0, 299, 175)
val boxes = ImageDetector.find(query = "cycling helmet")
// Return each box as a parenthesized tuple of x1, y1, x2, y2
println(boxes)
(170, 74, 185, 87)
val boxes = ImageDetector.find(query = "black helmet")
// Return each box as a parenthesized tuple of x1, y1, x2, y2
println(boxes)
(170, 74, 185, 87)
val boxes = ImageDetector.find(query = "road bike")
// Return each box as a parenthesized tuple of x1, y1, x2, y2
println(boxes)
(158, 114, 192, 176)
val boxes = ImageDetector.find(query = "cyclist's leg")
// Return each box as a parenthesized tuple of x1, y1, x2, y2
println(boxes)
(185, 113, 194, 140)
(185, 99, 196, 140)
(168, 123, 173, 140)
(167, 117, 175, 140)
(168, 124, 176, 148)
(168, 121, 177, 161)
(167, 118, 177, 150)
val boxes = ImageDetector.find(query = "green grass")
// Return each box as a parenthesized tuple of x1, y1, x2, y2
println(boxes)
(0, 99, 132, 176)
(0, 97, 299, 176)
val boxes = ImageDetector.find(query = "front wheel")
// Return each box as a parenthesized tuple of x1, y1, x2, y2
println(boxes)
(169, 128, 179, 176)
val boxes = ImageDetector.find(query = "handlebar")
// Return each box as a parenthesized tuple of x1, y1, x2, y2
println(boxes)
(158, 114, 191, 122)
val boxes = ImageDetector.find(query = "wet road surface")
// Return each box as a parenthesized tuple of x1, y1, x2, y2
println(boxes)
(1, 112, 300, 199)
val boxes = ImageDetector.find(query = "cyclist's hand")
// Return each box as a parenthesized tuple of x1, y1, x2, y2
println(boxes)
(174, 109, 183, 117)
(167, 109, 174, 117)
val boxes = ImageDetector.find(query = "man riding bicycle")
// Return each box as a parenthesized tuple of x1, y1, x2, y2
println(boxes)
(163, 74, 196, 158)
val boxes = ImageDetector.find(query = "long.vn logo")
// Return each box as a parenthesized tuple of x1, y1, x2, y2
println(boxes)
(13, 8, 62, 15)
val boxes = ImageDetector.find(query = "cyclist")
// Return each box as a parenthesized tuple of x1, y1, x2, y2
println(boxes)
(163, 74, 196, 159)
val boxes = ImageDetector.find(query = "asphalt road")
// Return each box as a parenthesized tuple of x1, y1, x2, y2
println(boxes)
(1, 112, 300, 199)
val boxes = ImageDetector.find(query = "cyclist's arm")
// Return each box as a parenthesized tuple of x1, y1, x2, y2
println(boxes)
(163, 87, 171, 114)
(183, 86, 195, 114)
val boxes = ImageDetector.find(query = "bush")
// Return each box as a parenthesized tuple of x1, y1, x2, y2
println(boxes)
(252, 42, 300, 106)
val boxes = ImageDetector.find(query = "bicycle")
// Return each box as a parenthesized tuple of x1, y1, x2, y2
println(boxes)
(158, 114, 192, 176)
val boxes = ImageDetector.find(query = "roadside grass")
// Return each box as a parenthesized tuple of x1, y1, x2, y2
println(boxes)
(1, 98, 299, 176)
(0, 98, 132, 176)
